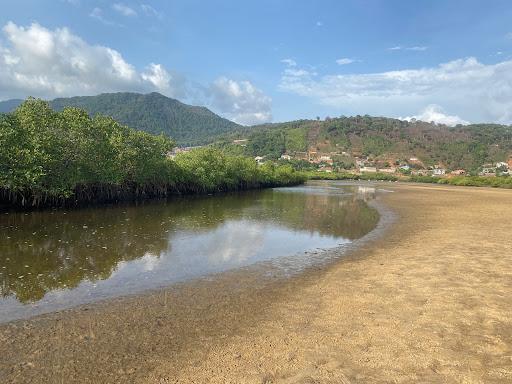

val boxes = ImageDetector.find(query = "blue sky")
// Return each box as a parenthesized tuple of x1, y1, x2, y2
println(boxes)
(1, 0, 512, 125)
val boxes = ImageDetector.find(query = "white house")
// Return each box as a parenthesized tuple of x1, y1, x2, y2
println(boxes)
(432, 168, 446, 176)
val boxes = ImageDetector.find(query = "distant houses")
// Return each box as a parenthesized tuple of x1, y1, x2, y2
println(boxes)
(230, 138, 512, 178)
(254, 156, 265, 164)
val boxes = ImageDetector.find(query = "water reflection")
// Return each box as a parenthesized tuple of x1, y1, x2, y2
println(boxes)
(0, 182, 380, 322)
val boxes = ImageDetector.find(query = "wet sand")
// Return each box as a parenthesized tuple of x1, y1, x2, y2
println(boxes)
(1, 183, 512, 383)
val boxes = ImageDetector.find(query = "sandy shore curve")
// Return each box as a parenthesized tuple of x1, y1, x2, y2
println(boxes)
(1, 183, 511, 383)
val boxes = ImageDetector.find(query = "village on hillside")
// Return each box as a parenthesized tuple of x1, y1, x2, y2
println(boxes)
(169, 143, 512, 178)
(275, 150, 512, 177)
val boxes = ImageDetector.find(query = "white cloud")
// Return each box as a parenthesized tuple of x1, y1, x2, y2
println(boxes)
(336, 58, 355, 65)
(0, 22, 185, 100)
(316, 21, 323, 27)
(112, 3, 137, 17)
(209, 77, 272, 125)
(281, 58, 297, 67)
(279, 57, 512, 124)
(141, 4, 163, 19)
(401, 104, 468, 126)
(89, 7, 118, 26)
(141, 63, 172, 93)
(388, 45, 427, 51)
(408, 46, 428, 51)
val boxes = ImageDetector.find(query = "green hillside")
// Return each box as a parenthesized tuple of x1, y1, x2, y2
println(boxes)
(215, 116, 512, 172)
(0, 93, 241, 145)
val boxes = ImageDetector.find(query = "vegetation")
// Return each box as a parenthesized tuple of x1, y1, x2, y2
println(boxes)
(0, 98, 305, 209)
(307, 171, 399, 182)
(308, 171, 512, 189)
(217, 116, 512, 172)
(410, 175, 512, 188)
(0, 92, 242, 146)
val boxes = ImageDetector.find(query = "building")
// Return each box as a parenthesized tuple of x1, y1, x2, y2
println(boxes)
(432, 168, 446, 176)
(496, 162, 509, 170)
(360, 166, 377, 173)
(233, 139, 248, 146)
(254, 156, 265, 164)
(479, 167, 496, 176)
(280, 154, 292, 160)
(450, 169, 466, 176)
(508, 156, 512, 169)
(379, 167, 397, 174)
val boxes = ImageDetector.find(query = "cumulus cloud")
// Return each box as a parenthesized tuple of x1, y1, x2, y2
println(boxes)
(209, 77, 272, 125)
(336, 58, 355, 65)
(400, 104, 468, 126)
(0, 22, 186, 100)
(279, 57, 512, 124)
(112, 3, 137, 17)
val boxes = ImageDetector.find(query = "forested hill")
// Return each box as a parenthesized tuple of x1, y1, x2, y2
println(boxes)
(216, 116, 512, 172)
(0, 92, 241, 145)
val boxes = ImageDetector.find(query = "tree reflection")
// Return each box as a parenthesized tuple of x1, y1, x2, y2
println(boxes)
(0, 184, 379, 303)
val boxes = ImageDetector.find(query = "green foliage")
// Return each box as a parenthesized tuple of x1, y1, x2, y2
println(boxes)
(224, 116, 512, 172)
(0, 99, 305, 208)
(1, 92, 242, 146)
(245, 129, 286, 159)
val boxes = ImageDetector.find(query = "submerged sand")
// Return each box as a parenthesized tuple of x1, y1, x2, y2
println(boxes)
(1, 183, 512, 383)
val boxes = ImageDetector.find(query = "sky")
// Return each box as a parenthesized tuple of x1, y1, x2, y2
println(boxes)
(1, 0, 512, 126)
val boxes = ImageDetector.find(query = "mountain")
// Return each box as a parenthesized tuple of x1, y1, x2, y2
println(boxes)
(0, 93, 241, 145)
(216, 116, 512, 172)
(0, 99, 23, 113)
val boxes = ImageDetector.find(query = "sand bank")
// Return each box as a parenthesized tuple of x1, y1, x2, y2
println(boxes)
(1, 183, 511, 383)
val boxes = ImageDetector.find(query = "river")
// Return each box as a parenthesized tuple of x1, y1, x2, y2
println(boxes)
(0, 181, 382, 323)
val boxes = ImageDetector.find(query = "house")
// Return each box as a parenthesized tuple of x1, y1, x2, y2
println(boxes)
(233, 139, 248, 146)
(432, 168, 446, 176)
(411, 170, 429, 176)
(379, 167, 397, 174)
(479, 167, 496, 176)
(280, 154, 292, 160)
(320, 166, 333, 173)
(450, 169, 466, 176)
(319, 155, 331, 162)
(360, 166, 377, 173)
(508, 156, 512, 169)
(254, 156, 265, 164)
(399, 165, 411, 171)
(496, 162, 509, 170)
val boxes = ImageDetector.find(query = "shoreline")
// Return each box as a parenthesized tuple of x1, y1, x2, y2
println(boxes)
(1, 183, 512, 383)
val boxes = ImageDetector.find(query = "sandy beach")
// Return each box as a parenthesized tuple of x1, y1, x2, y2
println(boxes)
(1, 183, 512, 383)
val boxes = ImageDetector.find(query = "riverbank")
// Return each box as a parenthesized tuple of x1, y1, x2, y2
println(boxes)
(307, 170, 512, 189)
(1, 183, 511, 383)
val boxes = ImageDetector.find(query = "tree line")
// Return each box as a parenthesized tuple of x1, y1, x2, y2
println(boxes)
(0, 98, 305, 209)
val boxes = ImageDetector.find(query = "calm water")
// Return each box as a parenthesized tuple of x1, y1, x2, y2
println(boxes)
(0, 181, 380, 323)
